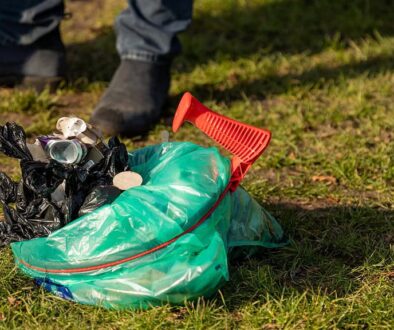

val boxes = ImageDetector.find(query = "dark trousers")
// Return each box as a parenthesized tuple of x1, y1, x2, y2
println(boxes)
(0, 0, 193, 63)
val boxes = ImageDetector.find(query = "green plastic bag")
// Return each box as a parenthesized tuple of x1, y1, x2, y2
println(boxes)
(12, 142, 286, 309)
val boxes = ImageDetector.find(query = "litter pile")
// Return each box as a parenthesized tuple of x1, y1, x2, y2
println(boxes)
(0, 118, 142, 246)
(3, 92, 287, 309)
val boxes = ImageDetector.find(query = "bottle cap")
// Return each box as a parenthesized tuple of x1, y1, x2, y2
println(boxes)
(113, 171, 143, 190)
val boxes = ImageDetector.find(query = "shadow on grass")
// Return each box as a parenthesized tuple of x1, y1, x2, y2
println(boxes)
(66, 26, 118, 84)
(169, 52, 394, 108)
(66, 0, 394, 85)
(221, 202, 393, 310)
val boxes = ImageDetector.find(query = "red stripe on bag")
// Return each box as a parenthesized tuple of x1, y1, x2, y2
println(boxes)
(19, 183, 232, 274)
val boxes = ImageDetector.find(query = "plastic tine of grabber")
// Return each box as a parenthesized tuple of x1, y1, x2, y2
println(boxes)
(172, 92, 271, 191)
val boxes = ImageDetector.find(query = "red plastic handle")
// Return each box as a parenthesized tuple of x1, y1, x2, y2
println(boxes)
(173, 92, 271, 190)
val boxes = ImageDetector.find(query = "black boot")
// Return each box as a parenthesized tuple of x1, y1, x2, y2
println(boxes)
(90, 59, 171, 137)
(0, 28, 66, 92)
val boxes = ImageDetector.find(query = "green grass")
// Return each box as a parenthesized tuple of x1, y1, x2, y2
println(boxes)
(0, 0, 393, 328)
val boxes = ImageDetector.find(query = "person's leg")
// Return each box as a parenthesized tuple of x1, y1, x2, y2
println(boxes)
(115, 0, 193, 63)
(91, 0, 193, 137)
(0, 0, 66, 89)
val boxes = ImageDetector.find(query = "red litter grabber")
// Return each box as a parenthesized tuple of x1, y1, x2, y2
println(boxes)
(173, 92, 271, 191)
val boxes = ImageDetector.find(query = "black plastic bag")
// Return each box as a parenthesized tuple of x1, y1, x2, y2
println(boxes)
(78, 185, 122, 217)
(0, 171, 64, 245)
(0, 172, 18, 204)
(0, 122, 130, 246)
(0, 122, 32, 160)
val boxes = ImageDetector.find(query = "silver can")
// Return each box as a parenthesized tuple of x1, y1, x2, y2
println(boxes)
(46, 139, 87, 164)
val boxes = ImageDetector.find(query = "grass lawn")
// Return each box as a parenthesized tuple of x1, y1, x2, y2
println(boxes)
(0, 0, 393, 328)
